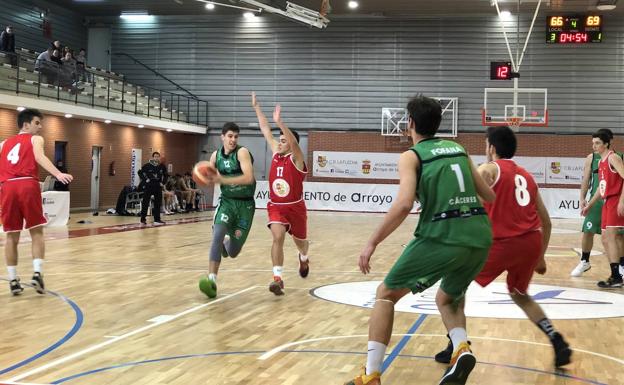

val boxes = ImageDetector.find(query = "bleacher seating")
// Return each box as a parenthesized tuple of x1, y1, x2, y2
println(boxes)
(0, 48, 189, 123)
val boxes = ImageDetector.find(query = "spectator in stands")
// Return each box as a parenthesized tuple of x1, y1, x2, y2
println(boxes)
(51, 48, 62, 65)
(184, 172, 202, 211)
(52, 40, 62, 52)
(35, 47, 57, 85)
(75, 48, 87, 82)
(165, 175, 182, 213)
(61, 50, 76, 83)
(53, 161, 70, 191)
(0, 26, 16, 65)
(175, 173, 195, 212)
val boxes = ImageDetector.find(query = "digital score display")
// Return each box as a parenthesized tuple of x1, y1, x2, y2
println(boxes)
(490, 61, 512, 80)
(546, 15, 602, 44)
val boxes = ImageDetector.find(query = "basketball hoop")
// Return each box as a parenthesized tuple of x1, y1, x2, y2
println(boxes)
(507, 117, 523, 131)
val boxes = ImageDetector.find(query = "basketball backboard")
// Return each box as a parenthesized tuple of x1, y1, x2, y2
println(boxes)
(482, 88, 548, 129)
(381, 97, 458, 138)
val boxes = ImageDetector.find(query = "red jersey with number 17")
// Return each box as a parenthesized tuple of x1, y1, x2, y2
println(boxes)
(598, 151, 623, 199)
(484, 159, 541, 240)
(0, 133, 38, 183)
(269, 153, 307, 204)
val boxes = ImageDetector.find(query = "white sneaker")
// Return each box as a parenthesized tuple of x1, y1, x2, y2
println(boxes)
(570, 261, 591, 277)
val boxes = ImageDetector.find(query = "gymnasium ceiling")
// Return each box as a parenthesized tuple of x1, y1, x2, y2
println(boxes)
(53, 0, 623, 17)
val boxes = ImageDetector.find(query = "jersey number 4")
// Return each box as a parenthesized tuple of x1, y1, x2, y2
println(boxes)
(6, 143, 21, 165)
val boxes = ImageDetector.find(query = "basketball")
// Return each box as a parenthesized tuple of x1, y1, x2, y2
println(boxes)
(192, 161, 213, 186)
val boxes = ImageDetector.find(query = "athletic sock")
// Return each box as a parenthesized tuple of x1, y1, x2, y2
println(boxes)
(449, 327, 468, 351)
(208, 273, 217, 283)
(536, 318, 556, 340)
(581, 252, 591, 262)
(299, 254, 308, 262)
(33, 259, 44, 273)
(610, 263, 620, 279)
(366, 341, 386, 375)
(273, 266, 283, 279)
(7, 266, 17, 280)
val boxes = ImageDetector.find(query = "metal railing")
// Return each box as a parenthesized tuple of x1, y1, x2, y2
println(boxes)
(0, 51, 209, 127)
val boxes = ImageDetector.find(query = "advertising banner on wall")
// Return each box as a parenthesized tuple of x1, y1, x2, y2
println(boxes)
(213, 181, 420, 213)
(312, 151, 400, 180)
(130, 148, 142, 187)
(540, 188, 581, 219)
(546, 157, 585, 185)
(470, 156, 547, 184)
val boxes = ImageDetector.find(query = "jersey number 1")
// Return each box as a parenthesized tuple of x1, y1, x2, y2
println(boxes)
(450, 164, 466, 192)
(6, 143, 21, 165)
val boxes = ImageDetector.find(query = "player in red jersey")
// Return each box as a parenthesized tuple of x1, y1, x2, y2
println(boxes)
(0, 109, 72, 295)
(583, 129, 624, 288)
(253, 93, 309, 296)
(434, 126, 571, 368)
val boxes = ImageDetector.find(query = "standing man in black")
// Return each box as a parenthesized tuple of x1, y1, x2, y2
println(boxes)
(138, 151, 168, 225)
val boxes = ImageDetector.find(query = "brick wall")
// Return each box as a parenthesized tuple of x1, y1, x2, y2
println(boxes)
(0, 108, 201, 209)
(307, 131, 603, 187)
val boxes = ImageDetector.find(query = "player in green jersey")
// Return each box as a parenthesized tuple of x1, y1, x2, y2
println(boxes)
(345, 95, 495, 385)
(199, 122, 256, 298)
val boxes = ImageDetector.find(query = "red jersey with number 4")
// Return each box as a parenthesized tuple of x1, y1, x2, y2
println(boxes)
(269, 153, 307, 204)
(0, 133, 38, 182)
(599, 151, 623, 199)
(484, 159, 541, 240)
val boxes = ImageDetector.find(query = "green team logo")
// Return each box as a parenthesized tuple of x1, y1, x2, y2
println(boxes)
(460, 205, 471, 217)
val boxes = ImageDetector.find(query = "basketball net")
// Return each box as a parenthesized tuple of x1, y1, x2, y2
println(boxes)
(507, 117, 522, 132)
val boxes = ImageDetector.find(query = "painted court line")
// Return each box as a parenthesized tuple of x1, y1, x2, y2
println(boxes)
(381, 314, 428, 372)
(7, 286, 257, 382)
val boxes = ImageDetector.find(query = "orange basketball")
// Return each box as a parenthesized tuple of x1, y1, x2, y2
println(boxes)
(192, 161, 212, 186)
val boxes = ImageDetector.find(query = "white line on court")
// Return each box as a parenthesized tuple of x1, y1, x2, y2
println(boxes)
(259, 332, 624, 366)
(7, 286, 257, 382)
(0, 382, 51, 385)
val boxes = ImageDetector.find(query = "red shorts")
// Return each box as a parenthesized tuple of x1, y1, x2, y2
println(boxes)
(601, 196, 624, 229)
(0, 178, 47, 232)
(267, 200, 307, 240)
(475, 230, 542, 294)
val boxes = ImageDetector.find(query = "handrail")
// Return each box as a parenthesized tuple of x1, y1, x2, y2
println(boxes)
(113, 52, 200, 101)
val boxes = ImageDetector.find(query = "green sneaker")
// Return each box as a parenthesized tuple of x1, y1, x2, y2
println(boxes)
(199, 276, 217, 298)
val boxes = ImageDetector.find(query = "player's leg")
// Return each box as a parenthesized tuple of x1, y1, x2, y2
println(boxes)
(599, 227, 623, 287)
(223, 200, 254, 258)
(29, 226, 46, 294)
(617, 232, 624, 277)
(573, 204, 601, 276)
(199, 199, 234, 298)
(1, 184, 24, 295)
(269, 223, 287, 295)
(288, 201, 310, 278)
(5, 231, 23, 295)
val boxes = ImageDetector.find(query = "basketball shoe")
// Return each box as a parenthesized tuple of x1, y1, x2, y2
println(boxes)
(31, 272, 45, 294)
(570, 261, 591, 277)
(9, 278, 23, 296)
(269, 276, 284, 296)
(438, 342, 476, 385)
(298, 253, 309, 278)
(344, 367, 381, 385)
(199, 276, 217, 298)
(552, 332, 572, 367)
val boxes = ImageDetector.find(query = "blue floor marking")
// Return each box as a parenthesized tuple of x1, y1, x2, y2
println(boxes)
(50, 349, 606, 385)
(0, 282, 84, 376)
(381, 313, 428, 373)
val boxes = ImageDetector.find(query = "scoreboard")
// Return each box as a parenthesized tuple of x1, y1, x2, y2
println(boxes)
(546, 15, 602, 44)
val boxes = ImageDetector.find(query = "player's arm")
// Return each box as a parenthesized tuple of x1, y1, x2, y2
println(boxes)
(252, 92, 279, 153)
(32, 135, 73, 184)
(210, 147, 255, 186)
(468, 156, 495, 202)
(579, 154, 593, 210)
(583, 188, 602, 216)
(273, 104, 305, 170)
(358, 150, 417, 274)
(477, 162, 498, 187)
(534, 191, 552, 275)
(607, 153, 624, 216)
(209, 151, 217, 167)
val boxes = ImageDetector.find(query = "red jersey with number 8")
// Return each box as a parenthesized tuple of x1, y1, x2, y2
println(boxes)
(484, 159, 541, 239)
(0, 133, 38, 182)
(269, 153, 307, 204)
(598, 151, 623, 199)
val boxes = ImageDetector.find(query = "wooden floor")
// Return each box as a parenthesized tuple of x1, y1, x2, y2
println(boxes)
(0, 210, 622, 385)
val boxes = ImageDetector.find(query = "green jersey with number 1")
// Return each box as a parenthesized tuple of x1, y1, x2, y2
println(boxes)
(411, 138, 492, 248)
(216, 146, 256, 199)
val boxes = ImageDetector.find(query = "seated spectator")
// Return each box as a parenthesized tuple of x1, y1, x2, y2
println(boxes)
(0, 25, 16, 66)
(165, 175, 182, 213)
(75, 48, 87, 82)
(176, 173, 196, 212)
(184, 172, 202, 211)
(35, 47, 58, 85)
(61, 50, 77, 83)
(51, 48, 62, 65)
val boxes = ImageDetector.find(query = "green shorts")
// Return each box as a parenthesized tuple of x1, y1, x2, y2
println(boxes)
(214, 197, 255, 244)
(582, 200, 603, 234)
(384, 237, 489, 300)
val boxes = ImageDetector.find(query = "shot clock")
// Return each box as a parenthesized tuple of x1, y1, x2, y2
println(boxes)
(546, 15, 602, 44)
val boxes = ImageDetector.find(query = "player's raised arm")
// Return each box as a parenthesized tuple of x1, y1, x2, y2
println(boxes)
(273, 104, 305, 169)
(31, 135, 73, 184)
(252, 92, 279, 153)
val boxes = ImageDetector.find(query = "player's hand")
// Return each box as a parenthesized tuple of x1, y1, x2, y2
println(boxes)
(358, 242, 376, 274)
(273, 104, 282, 123)
(534, 258, 547, 275)
(581, 205, 590, 217)
(580, 199, 587, 212)
(252, 92, 258, 108)
(203, 164, 221, 184)
(55, 172, 73, 184)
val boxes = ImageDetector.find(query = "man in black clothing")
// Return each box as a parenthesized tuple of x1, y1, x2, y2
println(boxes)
(138, 151, 168, 225)
(0, 26, 16, 65)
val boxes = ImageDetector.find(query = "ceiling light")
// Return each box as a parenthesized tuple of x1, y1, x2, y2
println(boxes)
(64, 113, 73, 118)
(499, 10, 512, 19)
(243, 12, 256, 19)
(166, 128, 173, 132)
(120, 11, 153, 21)
(205, 3, 215, 10)
(348, 1, 359, 9)
(596, 4, 616, 10)
(104, 119, 112, 124)
(138, 124, 145, 128)
(16, 106, 25, 111)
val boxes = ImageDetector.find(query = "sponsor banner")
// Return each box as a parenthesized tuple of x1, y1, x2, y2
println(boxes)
(130, 148, 142, 187)
(311, 281, 624, 319)
(313, 151, 400, 180)
(540, 188, 580, 219)
(471, 156, 546, 184)
(546, 157, 585, 185)
(213, 181, 420, 213)
(42, 191, 70, 226)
